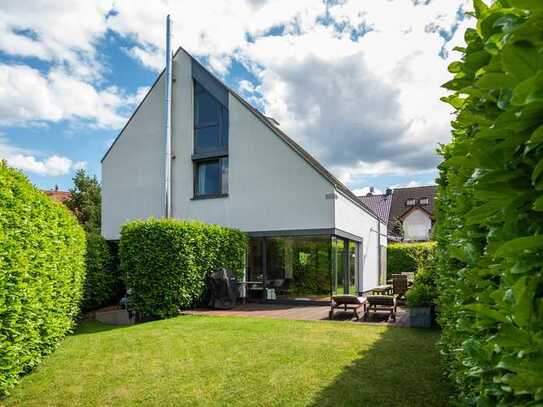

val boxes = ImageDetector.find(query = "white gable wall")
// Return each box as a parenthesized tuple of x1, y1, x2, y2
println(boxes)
(103, 49, 335, 239)
(403, 208, 432, 241)
(334, 192, 380, 292)
(101, 73, 165, 240)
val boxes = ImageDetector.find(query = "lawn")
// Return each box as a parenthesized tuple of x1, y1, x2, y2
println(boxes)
(4, 316, 452, 406)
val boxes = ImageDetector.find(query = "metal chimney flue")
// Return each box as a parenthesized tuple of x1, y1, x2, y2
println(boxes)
(163, 14, 173, 218)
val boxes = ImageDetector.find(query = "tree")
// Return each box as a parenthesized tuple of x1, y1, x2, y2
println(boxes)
(66, 169, 101, 233)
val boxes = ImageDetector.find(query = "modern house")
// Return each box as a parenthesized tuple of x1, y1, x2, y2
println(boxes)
(358, 185, 436, 242)
(101, 46, 387, 303)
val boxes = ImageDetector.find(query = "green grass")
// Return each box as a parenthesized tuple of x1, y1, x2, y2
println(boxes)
(4, 316, 452, 406)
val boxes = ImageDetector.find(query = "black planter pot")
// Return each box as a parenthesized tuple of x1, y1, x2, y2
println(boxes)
(408, 306, 433, 328)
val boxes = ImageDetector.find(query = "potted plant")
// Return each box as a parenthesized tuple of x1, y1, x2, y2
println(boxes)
(405, 267, 437, 328)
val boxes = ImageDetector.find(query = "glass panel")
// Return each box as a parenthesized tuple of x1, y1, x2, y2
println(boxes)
(221, 107, 229, 145)
(195, 126, 220, 152)
(196, 89, 220, 126)
(264, 236, 332, 301)
(221, 157, 228, 194)
(332, 238, 345, 295)
(246, 238, 264, 300)
(348, 241, 357, 295)
(196, 160, 220, 195)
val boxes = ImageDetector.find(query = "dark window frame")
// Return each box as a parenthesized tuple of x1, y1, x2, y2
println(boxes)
(192, 156, 229, 199)
(193, 80, 229, 155)
(192, 79, 229, 199)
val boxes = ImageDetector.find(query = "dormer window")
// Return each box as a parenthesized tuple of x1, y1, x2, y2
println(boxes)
(406, 198, 416, 206)
(419, 197, 429, 205)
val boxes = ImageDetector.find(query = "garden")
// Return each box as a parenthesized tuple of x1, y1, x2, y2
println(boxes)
(1, 1, 543, 406)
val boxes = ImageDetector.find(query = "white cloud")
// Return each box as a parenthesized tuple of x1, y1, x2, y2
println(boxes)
(0, 138, 84, 176)
(0, 0, 475, 182)
(390, 180, 436, 189)
(352, 186, 384, 196)
(0, 1, 112, 80)
(236, 0, 473, 179)
(0, 64, 142, 128)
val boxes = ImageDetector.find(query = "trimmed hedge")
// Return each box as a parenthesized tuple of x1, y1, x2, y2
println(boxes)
(0, 162, 86, 397)
(437, 1, 543, 405)
(120, 219, 247, 319)
(387, 242, 436, 280)
(81, 232, 117, 311)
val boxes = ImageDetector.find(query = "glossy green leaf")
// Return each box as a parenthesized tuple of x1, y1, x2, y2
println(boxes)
(495, 235, 543, 257)
(511, 73, 543, 106)
(502, 40, 541, 81)
(509, 0, 543, 10)
(477, 72, 517, 89)
(532, 158, 543, 184)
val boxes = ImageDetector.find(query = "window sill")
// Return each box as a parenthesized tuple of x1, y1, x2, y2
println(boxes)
(191, 193, 229, 201)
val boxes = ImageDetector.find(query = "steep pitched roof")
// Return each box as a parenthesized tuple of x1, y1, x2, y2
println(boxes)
(102, 46, 379, 221)
(389, 185, 437, 223)
(357, 194, 392, 223)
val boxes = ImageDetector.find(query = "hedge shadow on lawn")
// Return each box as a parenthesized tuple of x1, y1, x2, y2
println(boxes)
(72, 321, 129, 336)
(309, 327, 452, 407)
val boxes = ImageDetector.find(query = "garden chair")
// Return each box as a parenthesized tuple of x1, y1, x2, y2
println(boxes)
(365, 295, 397, 322)
(392, 274, 409, 298)
(329, 295, 367, 320)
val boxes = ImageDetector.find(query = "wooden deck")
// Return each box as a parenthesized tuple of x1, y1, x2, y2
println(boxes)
(185, 303, 409, 325)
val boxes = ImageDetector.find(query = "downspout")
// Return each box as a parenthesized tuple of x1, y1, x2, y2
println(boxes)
(163, 15, 173, 218)
(377, 220, 382, 284)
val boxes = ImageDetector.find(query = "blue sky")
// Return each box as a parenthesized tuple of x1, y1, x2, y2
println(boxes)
(0, 0, 472, 195)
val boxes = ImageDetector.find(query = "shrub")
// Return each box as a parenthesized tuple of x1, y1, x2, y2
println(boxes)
(406, 268, 438, 308)
(387, 242, 436, 280)
(120, 219, 247, 319)
(0, 162, 86, 397)
(437, 1, 543, 404)
(82, 232, 117, 311)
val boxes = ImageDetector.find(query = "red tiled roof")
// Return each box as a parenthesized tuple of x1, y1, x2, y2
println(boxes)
(43, 190, 71, 203)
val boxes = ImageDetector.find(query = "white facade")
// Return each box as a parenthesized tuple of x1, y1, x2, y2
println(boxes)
(102, 47, 383, 293)
(402, 208, 432, 241)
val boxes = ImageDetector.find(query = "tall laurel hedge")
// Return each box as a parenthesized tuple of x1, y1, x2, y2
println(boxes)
(437, 0, 543, 404)
(120, 219, 247, 319)
(387, 242, 436, 279)
(0, 162, 86, 397)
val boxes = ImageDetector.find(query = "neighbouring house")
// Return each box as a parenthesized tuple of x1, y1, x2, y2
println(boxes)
(101, 46, 387, 303)
(358, 185, 437, 242)
(43, 185, 71, 203)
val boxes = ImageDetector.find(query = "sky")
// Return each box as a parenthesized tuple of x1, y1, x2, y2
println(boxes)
(0, 0, 473, 195)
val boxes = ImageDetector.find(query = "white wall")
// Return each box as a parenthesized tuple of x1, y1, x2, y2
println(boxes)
(102, 49, 335, 240)
(334, 192, 380, 292)
(402, 209, 432, 241)
(170, 50, 335, 233)
(101, 72, 165, 240)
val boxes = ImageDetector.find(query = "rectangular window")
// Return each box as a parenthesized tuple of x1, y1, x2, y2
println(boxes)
(406, 198, 416, 206)
(195, 158, 228, 197)
(419, 197, 429, 205)
(193, 80, 229, 198)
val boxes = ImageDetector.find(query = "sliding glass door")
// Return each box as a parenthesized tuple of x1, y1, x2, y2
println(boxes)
(246, 235, 360, 302)
(332, 237, 359, 296)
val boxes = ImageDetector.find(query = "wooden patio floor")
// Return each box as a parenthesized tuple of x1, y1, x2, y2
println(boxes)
(185, 303, 409, 326)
